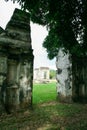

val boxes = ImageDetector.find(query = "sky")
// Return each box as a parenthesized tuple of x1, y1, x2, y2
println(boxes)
(0, 0, 56, 70)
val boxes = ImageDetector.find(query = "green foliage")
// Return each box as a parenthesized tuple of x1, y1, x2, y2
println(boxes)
(43, 28, 61, 59)
(6, 0, 87, 58)
(50, 70, 56, 79)
(42, 0, 87, 58)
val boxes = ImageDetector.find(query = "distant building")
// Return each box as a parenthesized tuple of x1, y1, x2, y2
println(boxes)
(34, 67, 50, 82)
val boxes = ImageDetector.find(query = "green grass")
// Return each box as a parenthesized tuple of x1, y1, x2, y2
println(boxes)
(1, 82, 87, 130)
(1, 102, 87, 130)
(33, 82, 57, 104)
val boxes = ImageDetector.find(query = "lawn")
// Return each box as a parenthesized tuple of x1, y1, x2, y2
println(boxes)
(0, 82, 87, 130)
(33, 82, 57, 104)
(0, 102, 87, 130)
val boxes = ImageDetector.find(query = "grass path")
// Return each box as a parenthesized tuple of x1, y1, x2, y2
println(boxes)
(0, 82, 87, 129)
(0, 101, 87, 130)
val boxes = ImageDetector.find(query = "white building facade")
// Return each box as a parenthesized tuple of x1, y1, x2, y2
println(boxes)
(34, 67, 50, 82)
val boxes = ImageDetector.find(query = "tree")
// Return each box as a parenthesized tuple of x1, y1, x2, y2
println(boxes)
(6, 0, 87, 58)
(50, 69, 56, 79)
(43, 0, 87, 58)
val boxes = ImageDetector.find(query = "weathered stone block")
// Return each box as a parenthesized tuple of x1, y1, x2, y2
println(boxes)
(0, 9, 34, 113)
(56, 49, 72, 103)
(72, 56, 87, 103)
(56, 49, 87, 103)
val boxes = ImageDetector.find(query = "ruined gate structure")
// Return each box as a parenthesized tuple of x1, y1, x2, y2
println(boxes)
(56, 49, 87, 103)
(0, 9, 34, 113)
(56, 49, 72, 103)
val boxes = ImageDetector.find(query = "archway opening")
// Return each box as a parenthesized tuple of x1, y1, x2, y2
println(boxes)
(33, 67, 57, 105)
(30, 23, 57, 105)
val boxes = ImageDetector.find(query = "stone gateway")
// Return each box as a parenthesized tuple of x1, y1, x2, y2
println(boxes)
(0, 9, 34, 113)
(56, 49, 87, 103)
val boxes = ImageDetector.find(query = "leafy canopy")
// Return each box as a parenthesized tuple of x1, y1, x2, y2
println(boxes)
(6, 0, 87, 59)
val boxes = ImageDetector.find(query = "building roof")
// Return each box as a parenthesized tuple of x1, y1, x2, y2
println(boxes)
(6, 8, 30, 31)
(40, 67, 49, 70)
(35, 67, 49, 70)
(0, 8, 31, 51)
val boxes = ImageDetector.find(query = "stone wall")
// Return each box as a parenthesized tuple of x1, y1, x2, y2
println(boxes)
(0, 9, 34, 113)
(72, 56, 87, 102)
(56, 49, 72, 103)
(56, 49, 87, 103)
